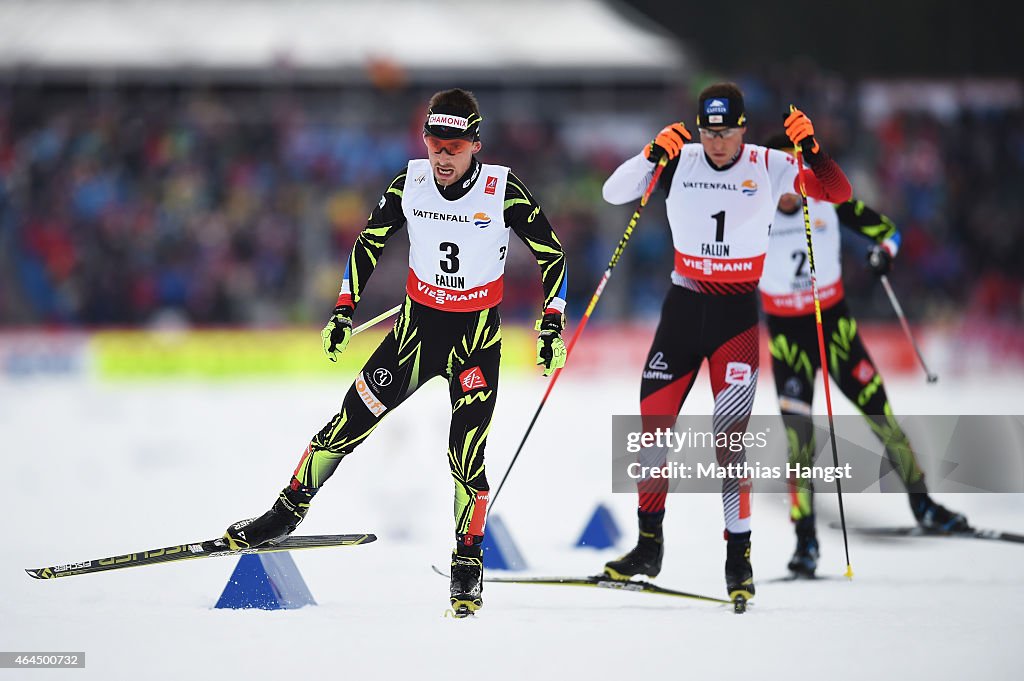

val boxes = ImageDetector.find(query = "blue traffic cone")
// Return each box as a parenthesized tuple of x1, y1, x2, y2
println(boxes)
(575, 503, 621, 549)
(214, 552, 316, 610)
(480, 514, 527, 571)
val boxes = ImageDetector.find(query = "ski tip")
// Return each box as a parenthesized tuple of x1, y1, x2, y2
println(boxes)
(25, 568, 50, 580)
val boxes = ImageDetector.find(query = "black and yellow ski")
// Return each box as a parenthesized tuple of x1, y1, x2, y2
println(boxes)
(27, 534, 376, 580)
(431, 565, 732, 606)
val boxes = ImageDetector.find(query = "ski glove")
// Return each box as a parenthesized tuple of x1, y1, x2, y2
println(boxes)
(866, 245, 894, 277)
(784, 107, 820, 156)
(535, 312, 567, 377)
(645, 122, 691, 162)
(321, 306, 354, 361)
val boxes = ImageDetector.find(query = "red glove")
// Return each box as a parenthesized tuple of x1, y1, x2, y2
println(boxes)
(645, 122, 691, 161)
(784, 107, 820, 155)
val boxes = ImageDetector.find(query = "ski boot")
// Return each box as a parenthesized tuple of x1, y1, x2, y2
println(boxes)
(787, 515, 820, 578)
(449, 549, 484, 618)
(910, 493, 970, 533)
(604, 510, 664, 580)
(725, 530, 755, 613)
(224, 483, 316, 550)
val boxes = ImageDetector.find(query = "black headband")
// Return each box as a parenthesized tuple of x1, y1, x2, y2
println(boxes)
(696, 94, 746, 128)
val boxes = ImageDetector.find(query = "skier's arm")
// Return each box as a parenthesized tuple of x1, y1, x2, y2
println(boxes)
(602, 152, 656, 204)
(836, 197, 901, 277)
(792, 151, 852, 203)
(781, 107, 852, 203)
(505, 171, 568, 315)
(505, 171, 568, 375)
(603, 123, 687, 204)
(334, 171, 408, 311)
(835, 198, 901, 255)
(602, 150, 680, 205)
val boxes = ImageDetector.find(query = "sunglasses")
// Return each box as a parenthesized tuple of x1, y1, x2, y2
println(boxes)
(698, 127, 743, 140)
(424, 135, 474, 155)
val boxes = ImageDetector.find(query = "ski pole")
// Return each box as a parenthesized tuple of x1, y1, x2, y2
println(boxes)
(879, 275, 938, 383)
(353, 304, 402, 336)
(790, 106, 853, 579)
(489, 155, 670, 513)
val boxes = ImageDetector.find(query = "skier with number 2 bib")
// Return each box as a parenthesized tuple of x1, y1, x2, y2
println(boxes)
(759, 133, 969, 578)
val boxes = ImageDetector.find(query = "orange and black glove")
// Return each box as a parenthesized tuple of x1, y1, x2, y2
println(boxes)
(645, 122, 691, 162)
(784, 107, 820, 156)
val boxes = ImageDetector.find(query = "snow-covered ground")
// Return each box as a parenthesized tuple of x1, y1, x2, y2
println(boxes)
(2, 373, 1021, 680)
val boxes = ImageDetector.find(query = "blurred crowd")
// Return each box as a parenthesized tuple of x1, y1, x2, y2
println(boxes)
(1, 78, 1021, 328)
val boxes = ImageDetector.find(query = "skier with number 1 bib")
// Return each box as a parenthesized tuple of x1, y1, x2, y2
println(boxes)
(223, 89, 568, 617)
(600, 83, 851, 606)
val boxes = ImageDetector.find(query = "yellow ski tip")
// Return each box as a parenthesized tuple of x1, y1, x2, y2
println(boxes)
(845, 564, 855, 580)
